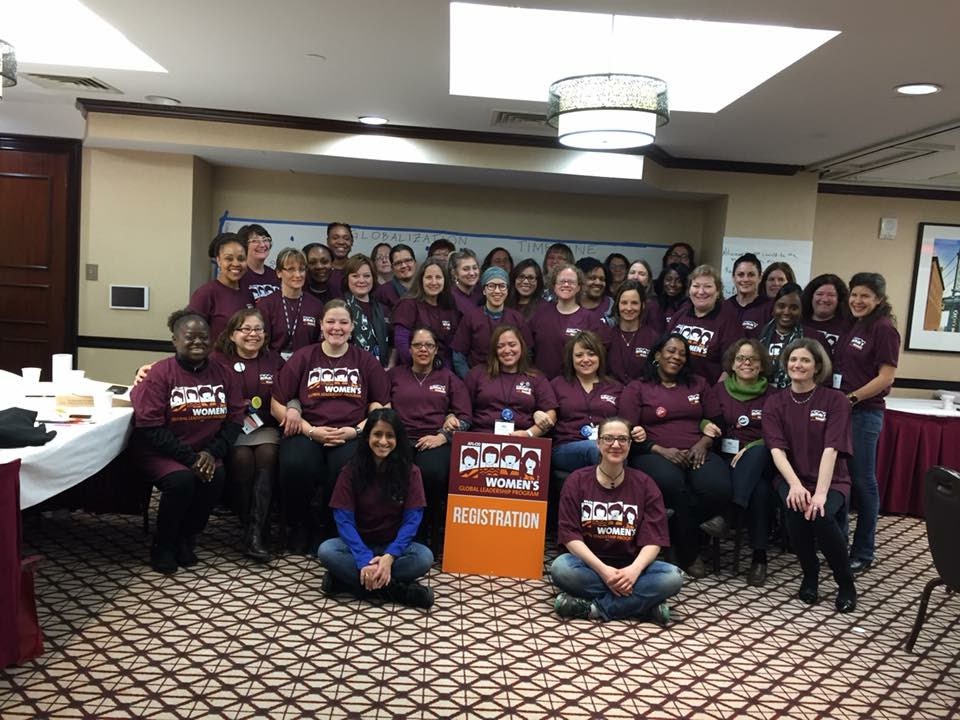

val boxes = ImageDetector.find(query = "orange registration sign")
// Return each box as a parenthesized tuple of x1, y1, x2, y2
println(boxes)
(442, 432, 551, 579)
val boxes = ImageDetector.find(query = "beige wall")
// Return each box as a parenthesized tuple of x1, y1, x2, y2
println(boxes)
(77, 347, 169, 386)
(813, 192, 960, 383)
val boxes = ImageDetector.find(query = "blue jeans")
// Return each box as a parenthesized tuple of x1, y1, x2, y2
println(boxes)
(549, 554, 682, 621)
(552, 440, 600, 473)
(846, 408, 883, 563)
(317, 538, 434, 593)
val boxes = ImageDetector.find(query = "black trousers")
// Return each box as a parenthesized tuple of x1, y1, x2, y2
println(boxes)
(777, 483, 854, 591)
(277, 435, 357, 526)
(728, 445, 775, 551)
(413, 444, 451, 542)
(154, 467, 226, 547)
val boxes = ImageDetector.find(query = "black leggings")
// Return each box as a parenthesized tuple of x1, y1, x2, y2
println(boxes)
(153, 467, 226, 547)
(227, 444, 278, 519)
(277, 435, 357, 526)
(728, 445, 775, 551)
(777, 483, 854, 591)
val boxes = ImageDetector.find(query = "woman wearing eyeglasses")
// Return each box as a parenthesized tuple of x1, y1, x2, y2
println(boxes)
(238, 224, 280, 301)
(256, 248, 323, 361)
(451, 266, 530, 377)
(374, 244, 417, 315)
(549, 416, 683, 622)
(506, 259, 545, 320)
(622, 333, 731, 579)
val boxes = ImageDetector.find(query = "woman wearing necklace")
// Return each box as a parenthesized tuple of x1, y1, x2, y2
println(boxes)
(303, 243, 342, 304)
(388, 327, 472, 546)
(256, 248, 323, 362)
(622, 333, 731, 579)
(341, 254, 393, 367)
(801, 274, 851, 355)
(392, 258, 461, 369)
(763, 338, 857, 612)
(271, 300, 390, 553)
(529, 264, 603, 380)
(448, 249, 483, 316)
(465, 326, 557, 437)
(550, 331, 623, 473)
(237, 224, 280, 301)
(599, 280, 659, 385)
(188, 232, 254, 343)
(210, 308, 283, 562)
(713, 339, 775, 586)
(758, 283, 820, 389)
(506, 259, 545, 320)
(451, 266, 530, 377)
(550, 416, 683, 622)
(725, 253, 770, 337)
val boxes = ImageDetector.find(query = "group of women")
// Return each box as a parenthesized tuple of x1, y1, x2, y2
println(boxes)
(130, 226, 899, 620)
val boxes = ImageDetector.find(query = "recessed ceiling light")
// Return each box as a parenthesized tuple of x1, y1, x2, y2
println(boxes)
(895, 83, 942, 96)
(358, 115, 389, 125)
(145, 95, 181, 105)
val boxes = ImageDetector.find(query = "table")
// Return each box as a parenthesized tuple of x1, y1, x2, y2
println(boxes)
(876, 398, 960, 517)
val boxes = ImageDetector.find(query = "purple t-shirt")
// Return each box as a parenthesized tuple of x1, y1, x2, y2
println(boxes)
(761, 323, 823, 365)
(599, 323, 659, 384)
(305, 282, 343, 305)
(762, 386, 852, 496)
(256, 291, 323, 355)
(529, 304, 603, 379)
(273, 344, 389, 427)
(669, 302, 742, 383)
(714, 382, 771, 446)
(387, 366, 472, 441)
(549, 376, 623, 445)
(464, 366, 558, 432)
(807, 316, 853, 356)
(620, 376, 721, 449)
(240, 266, 280, 302)
(131, 356, 245, 479)
(646, 297, 688, 335)
(188, 280, 254, 344)
(558, 466, 670, 564)
(373, 279, 408, 315)
(452, 285, 483, 316)
(725, 295, 771, 338)
(329, 464, 427, 545)
(210, 349, 281, 427)
(833, 316, 900, 411)
(451, 306, 531, 368)
(391, 298, 461, 366)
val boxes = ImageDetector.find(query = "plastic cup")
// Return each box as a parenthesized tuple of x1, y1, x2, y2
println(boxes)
(21, 367, 41, 383)
(942, 395, 956, 411)
(94, 391, 114, 421)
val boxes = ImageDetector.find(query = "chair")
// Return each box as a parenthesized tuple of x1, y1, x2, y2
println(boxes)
(905, 466, 960, 652)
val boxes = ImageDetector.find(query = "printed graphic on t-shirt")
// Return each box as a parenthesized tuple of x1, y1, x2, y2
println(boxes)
(249, 284, 277, 301)
(819, 330, 840, 348)
(674, 324, 714, 357)
(302, 315, 317, 327)
(580, 500, 639, 540)
(742, 319, 759, 331)
(259, 373, 274, 385)
(515, 380, 532, 397)
(810, 409, 827, 422)
(306, 366, 362, 398)
(600, 393, 618, 406)
(850, 336, 866, 350)
(428, 383, 447, 395)
(169, 384, 227, 421)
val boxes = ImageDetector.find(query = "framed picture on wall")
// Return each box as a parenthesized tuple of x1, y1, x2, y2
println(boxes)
(906, 222, 960, 352)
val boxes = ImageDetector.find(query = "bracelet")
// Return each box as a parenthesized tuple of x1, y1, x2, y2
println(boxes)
(354, 425, 362, 438)
(308, 427, 315, 439)
(526, 429, 534, 437)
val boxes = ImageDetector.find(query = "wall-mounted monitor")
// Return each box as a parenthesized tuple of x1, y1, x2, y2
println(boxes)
(109, 285, 149, 310)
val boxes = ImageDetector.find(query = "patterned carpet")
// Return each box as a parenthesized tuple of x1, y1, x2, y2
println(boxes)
(1, 509, 958, 719)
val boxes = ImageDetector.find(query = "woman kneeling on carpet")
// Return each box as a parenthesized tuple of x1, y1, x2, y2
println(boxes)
(550, 416, 683, 623)
(318, 408, 435, 608)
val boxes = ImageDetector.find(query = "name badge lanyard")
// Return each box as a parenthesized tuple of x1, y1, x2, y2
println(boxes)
(580, 381, 598, 438)
(281, 295, 304, 353)
(498, 374, 517, 423)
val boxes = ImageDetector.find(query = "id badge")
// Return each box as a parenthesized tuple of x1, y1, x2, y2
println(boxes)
(494, 421, 515, 436)
(587, 425, 598, 441)
(242, 413, 264, 435)
(720, 437, 740, 455)
(832, 373, 842, 389)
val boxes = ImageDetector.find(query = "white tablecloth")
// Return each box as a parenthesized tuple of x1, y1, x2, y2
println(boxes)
(885, 397, 960, 418)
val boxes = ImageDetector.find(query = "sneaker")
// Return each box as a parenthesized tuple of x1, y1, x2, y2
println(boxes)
(554, 592, 593, 619)
(649, 602, 671, 627)
(699, 515, 731, 539)
(175, 536, 198, 567)
(386, 581, 434, 609)
(150, 543, 177, 575)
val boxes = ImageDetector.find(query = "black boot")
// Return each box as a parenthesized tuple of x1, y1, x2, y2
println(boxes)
(245, 469, 272, 562)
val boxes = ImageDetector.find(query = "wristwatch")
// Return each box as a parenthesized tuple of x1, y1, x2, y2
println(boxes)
(847, 393, 859, 405)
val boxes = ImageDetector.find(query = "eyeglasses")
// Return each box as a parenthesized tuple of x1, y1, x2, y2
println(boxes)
(392, 257, 415, 267)
(238, 326, 265, 335)
(411, 342, 437, 350)
(556, 279, 579, 287)
(250, 237, 272, 247)
(667, 251, 690, 261)
(734, 355, 759, 364)
(485, 283, 508, 291)
(600, 435, 631, 446)
(517, 274, 538, 284)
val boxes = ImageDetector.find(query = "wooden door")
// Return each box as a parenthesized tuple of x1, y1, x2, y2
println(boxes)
(0, 137, 80, 377)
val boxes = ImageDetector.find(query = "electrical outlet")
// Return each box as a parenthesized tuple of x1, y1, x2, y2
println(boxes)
(85, 264, 99, 281)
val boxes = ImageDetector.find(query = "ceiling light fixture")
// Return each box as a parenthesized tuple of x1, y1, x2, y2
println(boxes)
(895, 83, 942, 96)
(145, 95, 181, 105)
(0, 39, 16, 101)
(547, 73, 668, 150)
(358, 115, 389, 125)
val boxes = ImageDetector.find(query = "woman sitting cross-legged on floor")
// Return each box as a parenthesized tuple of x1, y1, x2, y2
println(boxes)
(550, 416, 683, 623)
(318, 408, 435, 609)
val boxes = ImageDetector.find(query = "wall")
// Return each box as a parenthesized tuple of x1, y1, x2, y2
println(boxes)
(813, 191, 960, 384)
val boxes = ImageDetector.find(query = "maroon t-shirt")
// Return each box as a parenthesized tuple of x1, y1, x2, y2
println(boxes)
(714, 382, 770, 446)
(761, 323, 823, 365)
(188, 280, 254, 344)
(725, 295, 771, 338)
(240, 266, 280, 302)
(558, 466, 670, 564)
(669, 302, 742, 383)
(620, 376, 721, 449)
(256, 291, 323, 355)
(549, 376, 623, 445)
(329, 464, 427, 544)
(305, 282, 343, 305)
(646, 297, 688, 335)
(833, 316, 900, 411)
(599, 323, 659, 384)
(392, 298, 461, 365)
(452, 285, 483, 316)
(273, 344, 389, 427)
(387, 366, 472, 441)
(763, 386, 852, 496)
(529, 304, 603, 379)
(373, 279, 408, 315)
(451, 306, 531, 368)
(210, 349, 281, 427)
(464, 366, 558, 432)
(131, 356, 245, 479)
(807, 316, 853, 356)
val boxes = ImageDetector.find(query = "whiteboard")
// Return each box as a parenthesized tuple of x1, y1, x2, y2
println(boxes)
(219, 212, 668, 269)
(720, 237, 813, 296)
